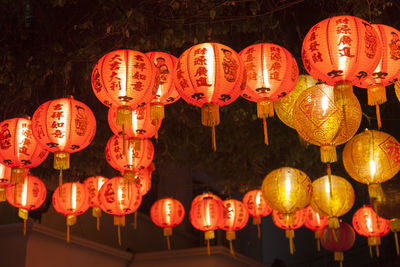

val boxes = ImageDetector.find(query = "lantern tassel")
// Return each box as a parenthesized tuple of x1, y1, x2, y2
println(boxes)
(117, 225, 121, 247)
(340, 261, 343, 267)
(257, 223, 261, 240)
(166, 235, 171, 251)
(97, 217, 100, 231)
(23, 219, 27, 236)
(369, 245, 373, 258)
(18, 209, 28, 236)
(327, 164, 333, 198)
(317, 239, 320, 252)
(263, 118, 269, 145)
(376, 245, 380, 258)
(229, 240, 235, 256)
(67, 225, 70, 243)
(201, 103, 220, 152)
(114, 215, 125, 246)
(212, 124, 216, 152)
(376, 103, 382, 129)
(59, 169, 63, 197)
(394, 232, 399, 255)
(207, 239, 210, 256)
(155, 119, 159, 142)
(286, 229, 295, 255)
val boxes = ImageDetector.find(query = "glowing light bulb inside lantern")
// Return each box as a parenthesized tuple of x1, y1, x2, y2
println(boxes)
(131, 110, 138, 134)
(118, 185, 123, 211)
(324, 179, 331, 198)
(156, 86, 162, 101)
(119, 65, 127, 102)
(165, 200, 172, 225)
(262, 56, 271, 90)
(204, 44, 215, 103)
(338, 39, 349, 73)
(321, 96, 329, 117)
(369, 160, 376, 181)
(366, 215, 373, 233)
(21, 178, 28, 207)
(316, 212, 321, 225)
(205, 203, 211, 227)
(256, 192, 261, 208)
(71, 183, 77, 212)
(284, 177, 292, 208)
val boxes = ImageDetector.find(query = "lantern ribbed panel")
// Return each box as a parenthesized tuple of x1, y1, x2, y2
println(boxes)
(343, 130, 400, 185)
(91, 50, 157, 109)
(32, 98, 96, 153)
(189, 198, 224, 232)
(52, 182, 89, 216)
(274, 75, 317, 129)
(261, 167, 312, 214)
(353, 206, 390, 238)
(304, 205, 329, 231)
(321, 222, 356, 252)
(98, 177, 142, 216)
(83, 176, 108, 207)
(105, 136, 154, 172)
(220, 199, 249, 231)
(242, 189, 272, 218)
(174, 42, 245, 107)
(302, 15, 381, 86)
(272, 209, 305, 230)
(240, 43, 299, 103)
(311, 175, 355, 219)
(150, 198, 185, 228)
(134, 167, 152, 196)
(6, 174, 46, 210)
(191, 192, 222, 207)
(0, 118, 48, 168)
(108, 105, 161, 139)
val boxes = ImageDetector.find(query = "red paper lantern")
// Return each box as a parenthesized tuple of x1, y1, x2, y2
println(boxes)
(174, 42, 245, 151)
(352, 205, 391, 257)
(83, 176, 109, 231)
(321, 222, 356, 267)
(52, 182, 89, 242)
(190, 197, 225, 255)
(304, 205, 329, 251)
(6, 173, 46, 234)
(150, 197, 185, 250)
(0, 163, 12, 201)
(105, 135, 154, 180)
(191, 192, 222, 207)
(240, 43, 299, 144)
(98, 177, 142, 246)
(134, 167, 152, 196)
(0, 117, 48, 185)
(32, 97, 96, 188)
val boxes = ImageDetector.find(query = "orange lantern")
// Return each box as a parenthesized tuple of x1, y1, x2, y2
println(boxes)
(356, 24, 400, 128)
(272, 209, 306, 254)
(0, 163, 12, 201)
(98, 177, 142, 246)
(240, 43, 299, 144)
(304, 205, 329, 251)
(0, 117, 48, 185)
(150, 197, 185, 250)
(242, 189, 272, 239)
(353, 206, 391, 258)
(302, 15, 381, 96)
(83, 176, 109, 231)
(91, 49, 158, 128)
(134, 167, 152, 196)
(174, 42, 245, 151)
(189, 197, 225, 255)
(220, 199, 249, 255)
(6, 173, 46, 235)
(32, 97, 96, 188)
(52, 182, 89, 242)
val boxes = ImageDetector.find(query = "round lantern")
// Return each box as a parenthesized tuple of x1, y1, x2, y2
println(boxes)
(0, 117, 48, 185)
(220, 199, 249, 255)
(91, 49, 158, 129)
(52, 182, 89, 243)
(321, 222, 356, 267)
(32, 97, 96, 189)
(242, 189, 272, 239)
(353, 205, 390, 258)
(0, 163, 12, 201)
(240, 43, 299, 144)
(6, 174, 46, 235)
(343, 129, 400, 201)
(311, 175, 355, 230)
(191, 192, 222, 207)
(174, 42, 245, 151)
(302, 15, 381, 96)
(304, 205, 329, 251)
(274, 74, 317, 129)
(272, 209, 306, 254)
(356, 24, 400, 128)
(83, 176, 109, 231)
(98, 177, 142, 246)
(134, 167, 152, 196)
(150, 197, 185, 250)
(105, 135, 154, 180)
(189, 197, 225, 255)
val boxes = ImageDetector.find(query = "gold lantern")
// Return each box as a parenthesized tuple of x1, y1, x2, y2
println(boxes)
(343, 129, 400, 201)
(311, 175, 355, 230)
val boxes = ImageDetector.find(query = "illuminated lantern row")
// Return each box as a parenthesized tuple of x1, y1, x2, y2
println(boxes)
(174, 42, 245, 151)
(220, 199, 249, 255)
(32, 97, 96, 189)
(0, 117, 48, 185)
(304, 205, 328, 251)
(242, 189, 272, 239)
(150, 197, 185, 250)
(321, 222, 356, 267)
(352, 206, 390, 258)
(0, 163, 11, 201)
(52, 182, 89, 243)
(240, 43, 299, 145)
(343, 129, 400, 201)
(6, 174, 46, 235)
(83, 176, 109, 231)
(98, 177, 142, 246)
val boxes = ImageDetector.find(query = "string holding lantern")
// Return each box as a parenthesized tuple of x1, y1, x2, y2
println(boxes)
(98, 177, 142, 246)
(220, 199, 249, 255)
(31, 97, 96, 190)
(242, 189, 272, 239)
(352, 205, 391, 258)
(150, 198, 185, 250)
(261, 167, 312, 254)
(52, 182, 89, 243)
(0, 163, 12, 202)
(6, 173, 46, 235)
(240, 43, 299, 145)
(304, 205, 329, 251)
(0, 117, 48, 185)
(83, 176, 109, 231)
(174, 42, 246, 151)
